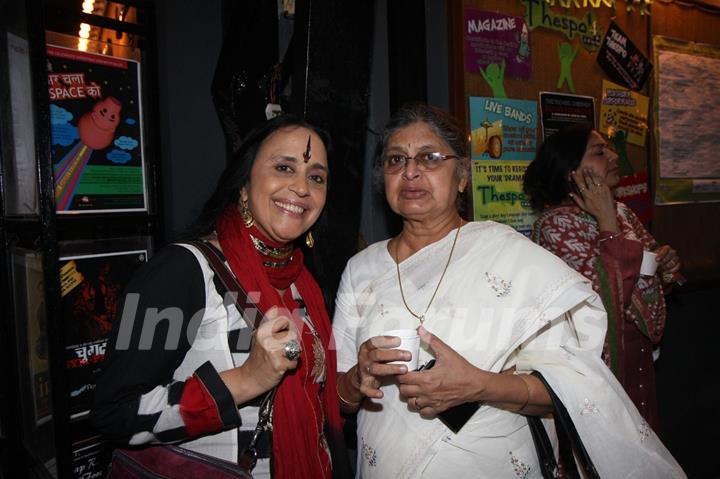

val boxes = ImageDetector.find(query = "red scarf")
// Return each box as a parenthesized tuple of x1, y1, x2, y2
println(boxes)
(215, 206, 342, 479)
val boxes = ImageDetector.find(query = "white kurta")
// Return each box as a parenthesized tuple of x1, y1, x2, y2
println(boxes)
(333, 221, 684, 478)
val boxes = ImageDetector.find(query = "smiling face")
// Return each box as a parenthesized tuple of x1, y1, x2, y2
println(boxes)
(383, 121, 467, 223)
(241, 126, 328, 245)
(92, 97, 121, 131)
(578, 130, 620, 187)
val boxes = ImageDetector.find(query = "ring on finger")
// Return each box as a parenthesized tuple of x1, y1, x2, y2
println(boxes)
(578, 187, 586, 192)
(283, 339, 302, 361)
(366, 364, 371, 374)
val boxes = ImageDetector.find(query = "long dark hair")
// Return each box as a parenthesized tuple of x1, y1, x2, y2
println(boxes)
(186, 114, 331, 238)
(523, 123, 594, 211)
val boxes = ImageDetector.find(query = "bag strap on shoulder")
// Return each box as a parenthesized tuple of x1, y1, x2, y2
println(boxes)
(179, 240, 275, 472)
(180, 240, 262, 330)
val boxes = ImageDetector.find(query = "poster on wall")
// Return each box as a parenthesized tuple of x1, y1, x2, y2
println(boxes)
(60, 249, 148, 417)
(596, 22, 652, 91)
(468, 97, 537, 234)
(11, 250, 52, 426)
(520, 0, 602, 52)
(469, 97, 537, 161)
(471, 161, 535, 234)
(5, 32, 39, 215)
(539, 91, 595, 140)
(72, 441, 107, 479)
(614, 172, 653, 225)
(71, 419, 110, 479)
(47, 45, 147, 213)
(654, 36, 720, 204)
(599, 80, 649, 147)
(463, 9, 531, 80)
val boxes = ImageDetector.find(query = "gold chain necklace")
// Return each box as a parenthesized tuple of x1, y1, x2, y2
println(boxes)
(394, 224, 462, 325)
(250, 234, 293, 260)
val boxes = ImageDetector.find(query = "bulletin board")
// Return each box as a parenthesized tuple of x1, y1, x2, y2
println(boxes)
(448, 0, 720, 282)
(653, 35, 720, 205)
(449, 0, 652, 233)
(450, 0, 651, 167)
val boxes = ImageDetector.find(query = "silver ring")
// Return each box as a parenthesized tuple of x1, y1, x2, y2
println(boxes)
(283, 339, 301, 361)
(578, 187, 586, 192)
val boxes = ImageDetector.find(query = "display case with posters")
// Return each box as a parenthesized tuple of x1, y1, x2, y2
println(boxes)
(0, 2, 162, 478)
(58, 239, 150, 418)
(46, 42, 148, 214)
(58, 237, 151, 478)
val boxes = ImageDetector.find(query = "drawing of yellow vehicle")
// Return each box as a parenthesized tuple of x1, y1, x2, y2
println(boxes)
(471, 119, 503, 158)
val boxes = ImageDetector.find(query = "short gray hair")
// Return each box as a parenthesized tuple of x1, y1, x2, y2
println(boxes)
(373, 102, 470, 215)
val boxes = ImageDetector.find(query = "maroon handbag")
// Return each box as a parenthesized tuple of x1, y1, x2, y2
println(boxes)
(107, 445, 252, 478)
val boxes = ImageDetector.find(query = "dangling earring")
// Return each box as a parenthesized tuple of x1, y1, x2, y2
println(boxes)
(241, 197, 255, 228)
(305, 231, 315, 248)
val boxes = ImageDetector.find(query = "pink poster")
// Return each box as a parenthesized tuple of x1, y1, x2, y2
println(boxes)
(464, 9, 532, 80)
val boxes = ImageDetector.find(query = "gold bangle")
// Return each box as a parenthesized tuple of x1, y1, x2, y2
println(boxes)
(336, 378, 361, 407)
(512, 374, 531, 413)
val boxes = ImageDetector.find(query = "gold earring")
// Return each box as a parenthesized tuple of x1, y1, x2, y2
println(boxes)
(305, 231, 315, 248)
(241, 198, 255, 228)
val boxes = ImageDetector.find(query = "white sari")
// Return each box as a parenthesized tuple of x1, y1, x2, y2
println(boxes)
(333, 222, 684, 478)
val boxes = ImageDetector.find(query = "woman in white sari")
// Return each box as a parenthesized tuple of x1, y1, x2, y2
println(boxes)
(332, 103, 684, 478)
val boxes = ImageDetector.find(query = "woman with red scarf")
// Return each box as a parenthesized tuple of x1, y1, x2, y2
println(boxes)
(93, 115, 346, 478)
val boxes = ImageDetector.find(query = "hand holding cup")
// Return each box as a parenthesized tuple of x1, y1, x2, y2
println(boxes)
(355, 332, 414, 399)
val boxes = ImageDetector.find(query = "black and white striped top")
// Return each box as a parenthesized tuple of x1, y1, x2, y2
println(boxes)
(91, 244, 271, 475)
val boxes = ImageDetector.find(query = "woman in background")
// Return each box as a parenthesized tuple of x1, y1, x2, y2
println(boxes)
(523, 123, 682, 430)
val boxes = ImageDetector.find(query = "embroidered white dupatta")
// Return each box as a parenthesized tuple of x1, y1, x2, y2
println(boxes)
(333, 222, 684, 478)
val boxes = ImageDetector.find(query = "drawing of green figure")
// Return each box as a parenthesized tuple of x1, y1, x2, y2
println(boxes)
(556, 41, 579, 93)
(479, 59, 507, 98)
(611, 130, 634, 177)
(516, 23, 530, 63)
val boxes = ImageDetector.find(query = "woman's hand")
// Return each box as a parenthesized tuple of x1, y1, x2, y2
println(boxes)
(221, 307, 299, 403)
(398, 327, 484, 418)
(654, 244, 681, 276)
(355, 335, 411, 400)
(570, 168, 619, 233)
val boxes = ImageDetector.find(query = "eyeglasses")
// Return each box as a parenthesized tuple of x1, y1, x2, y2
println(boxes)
(382, 151, 460, 174)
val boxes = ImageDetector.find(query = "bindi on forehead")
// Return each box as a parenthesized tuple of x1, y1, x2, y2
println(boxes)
(303, 135, 311, 163)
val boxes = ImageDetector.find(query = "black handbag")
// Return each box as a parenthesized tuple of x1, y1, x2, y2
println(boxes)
(526, 371, 601, 479)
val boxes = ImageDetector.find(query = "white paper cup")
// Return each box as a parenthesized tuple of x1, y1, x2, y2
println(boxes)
(640, 251, 658, 276)
(383, 329, 420, 371)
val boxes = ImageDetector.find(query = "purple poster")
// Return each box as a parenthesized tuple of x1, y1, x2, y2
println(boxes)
(464, 9, 532, 80)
